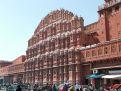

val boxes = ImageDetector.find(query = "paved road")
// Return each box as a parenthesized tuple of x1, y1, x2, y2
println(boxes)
(0, 88, 6, 91)
(0, 90, 5, 91)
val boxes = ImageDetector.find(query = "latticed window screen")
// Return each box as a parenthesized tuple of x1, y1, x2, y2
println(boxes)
(104, 47, 108, 54)
(118, 44, 121, 52)
(77, 34, 80, 40)
(98, 48, 103, 55)
(86, 51, 90, 57)
(53, 70, 57, 78)
(69, 66, 72, 71)
(111, 45, 116, 53)
(92, 50, 96, 56)
(43, 71, 47, 78)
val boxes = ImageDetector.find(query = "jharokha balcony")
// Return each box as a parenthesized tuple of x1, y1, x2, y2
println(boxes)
(98, 0, 121, 11)
(81, 39, 121, 62)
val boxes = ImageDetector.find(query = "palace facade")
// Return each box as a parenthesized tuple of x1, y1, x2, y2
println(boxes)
(24, 0, 121, 86)
(1, 0, 121, 87)
(24, 10, 85, 85)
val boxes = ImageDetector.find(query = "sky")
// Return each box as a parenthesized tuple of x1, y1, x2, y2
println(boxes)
(0, 0, 104, 61)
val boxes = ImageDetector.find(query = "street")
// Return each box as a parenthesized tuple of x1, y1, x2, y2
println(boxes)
(0, 89, 5, 91)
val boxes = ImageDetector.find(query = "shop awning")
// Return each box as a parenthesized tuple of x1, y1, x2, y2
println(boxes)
(86, 73, 104, 79)
(101, 75, 121, 79)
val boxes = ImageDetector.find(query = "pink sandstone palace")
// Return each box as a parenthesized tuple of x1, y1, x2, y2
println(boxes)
(1, 0, 121, 88)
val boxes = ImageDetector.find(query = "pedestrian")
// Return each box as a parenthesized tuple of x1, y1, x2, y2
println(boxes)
(33, 84, 38, 91)
(69, 85, 74, 91)
(16, 85, 22, 91)
(79, 87, 83, 91)
(76, 88, 79, 91)
(63, 84, 68, 91)
(52, 84, 58, 91)
(99, 86, 104, 91)
(88, 84, 94, 91)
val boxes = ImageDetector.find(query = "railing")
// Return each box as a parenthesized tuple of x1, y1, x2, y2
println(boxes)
(98, 0, 121, 11)
(81, 39, 121, 62)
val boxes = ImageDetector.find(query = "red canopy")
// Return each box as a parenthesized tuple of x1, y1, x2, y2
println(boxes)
(112, 84, 121, 89)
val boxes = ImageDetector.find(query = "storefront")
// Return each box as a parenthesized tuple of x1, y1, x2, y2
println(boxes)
(86, 73, 105, 89)
(91, 67, 121, 89)
(102, 70, 121, 85)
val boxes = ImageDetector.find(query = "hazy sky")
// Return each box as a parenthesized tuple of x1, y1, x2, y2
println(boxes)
(0, 0, 104, 61)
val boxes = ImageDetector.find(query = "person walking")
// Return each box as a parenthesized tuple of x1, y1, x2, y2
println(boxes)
(16, 85, 22, 91)
(88, 84, 94, 91)
(63, 84, 69, 91)
(52, 84, 58, 91)
(79, 87, 83, 91)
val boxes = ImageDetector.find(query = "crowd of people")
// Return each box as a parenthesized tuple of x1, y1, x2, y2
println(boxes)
(1, 83, 121, 91)
(25, 83, 86, 91)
